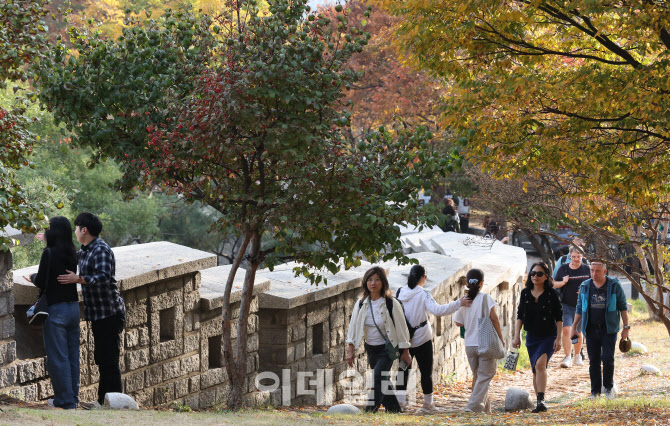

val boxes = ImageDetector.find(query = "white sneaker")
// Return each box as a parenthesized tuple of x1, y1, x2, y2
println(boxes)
(47, 398, 56, 408)
(420, 402, 439, 413)
(560, 355, 572, 368)
(604, 389, 616, 400)
(399, 400, 407, 410)
(573, 355, 584, 366)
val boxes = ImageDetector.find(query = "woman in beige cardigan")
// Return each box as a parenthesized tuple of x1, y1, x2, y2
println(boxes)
(346, 266, 411, 413)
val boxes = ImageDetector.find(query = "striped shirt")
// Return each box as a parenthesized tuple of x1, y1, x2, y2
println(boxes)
(78, 238, 125, 321)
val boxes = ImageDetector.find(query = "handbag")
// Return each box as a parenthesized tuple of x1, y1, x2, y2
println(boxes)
(503, 349, 519, 370)
(27, 248, 51, 326)
(477, 295, 505, 359)
(369, 299, 400, 361)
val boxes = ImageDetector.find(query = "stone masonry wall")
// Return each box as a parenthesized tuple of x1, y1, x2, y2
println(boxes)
(2, 243, 263, 410)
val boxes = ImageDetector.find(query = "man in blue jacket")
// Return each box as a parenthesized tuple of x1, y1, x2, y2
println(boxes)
(570, 262, 629, 399)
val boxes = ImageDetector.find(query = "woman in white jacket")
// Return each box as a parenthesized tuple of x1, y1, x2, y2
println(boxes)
(346, 266, 411, 413)
(395, 264, 472, 412)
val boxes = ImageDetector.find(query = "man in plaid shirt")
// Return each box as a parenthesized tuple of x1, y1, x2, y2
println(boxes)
(58, 212, 126, 409)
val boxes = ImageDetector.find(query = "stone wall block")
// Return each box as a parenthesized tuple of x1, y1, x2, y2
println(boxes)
(126, 348, 150, 370)
(1, 316, 15, 339)
(181, 354, 200, 375)
(145, 365, 163, 387)
(189, 375, 200, 393)
(125, 371, 145, 393)
(17, 358, 45, 383)
(184, 393, 200, 410)
(163, 359, 181, 381)
(306, 304, 329, 327)
(246, 333, 259, 353)
(184, 333, 199, 353)
(154, 382, 175, 406)
(126, 304, 148, 328)
(37, 379, 53, 399)
(133, 388, 153, 408)
(125, 329, 139, 349)
(329, 310, 344, 329)
(199, 388, 216, 408)
(291, 322, 306, 342)
(294, 341, 306, 361)
(175, 377, 189, 398)
(183, 291, 200, 312)
(0, 294, 8, 316)
(200, 368, 226, 389)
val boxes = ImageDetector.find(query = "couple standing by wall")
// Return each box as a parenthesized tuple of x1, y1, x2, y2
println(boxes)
(25, 213, 126, 409)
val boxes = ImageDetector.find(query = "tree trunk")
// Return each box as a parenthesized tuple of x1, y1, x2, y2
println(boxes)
(522, 230, 555, 271)
(226, 229, 262, 410)
(221, 231, 252, 409)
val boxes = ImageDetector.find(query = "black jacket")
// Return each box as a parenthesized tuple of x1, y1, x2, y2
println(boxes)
(517, 287, 563, 337)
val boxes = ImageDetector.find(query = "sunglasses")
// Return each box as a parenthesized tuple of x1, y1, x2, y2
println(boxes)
(529, 271, 546, 277)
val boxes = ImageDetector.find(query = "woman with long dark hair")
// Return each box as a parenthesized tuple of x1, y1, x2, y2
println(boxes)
(512, 262, 563, 413)
(346, 266, 411, 413)
(453, 269, 504, 413)
(395, 264, 472, 412)
(24, 216, 79, 409)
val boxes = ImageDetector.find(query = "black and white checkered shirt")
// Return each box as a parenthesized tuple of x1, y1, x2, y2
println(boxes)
(78, 238, 125, 321)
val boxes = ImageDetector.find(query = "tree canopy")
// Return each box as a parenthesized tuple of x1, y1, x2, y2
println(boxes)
(0, 0, 54, 250)
(37, 0, 459, 407)
(377, 0, 670, 330)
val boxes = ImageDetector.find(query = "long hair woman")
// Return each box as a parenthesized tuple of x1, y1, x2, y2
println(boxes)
(346, 266, 411, 413)
(395, 264, 472, 412)
(25, 216, 79, 409)
(453, 269, 504, 413)
(512, 262, 563, 413)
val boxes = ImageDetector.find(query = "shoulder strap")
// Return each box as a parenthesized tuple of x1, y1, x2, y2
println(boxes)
(386, 297, 396, 326)
(481, 293, 489, 319)
(396, 288, 401, 298)
(368, 299, 389, 340)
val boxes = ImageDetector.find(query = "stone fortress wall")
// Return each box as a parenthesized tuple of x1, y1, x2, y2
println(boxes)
(0, 229, 526, 409)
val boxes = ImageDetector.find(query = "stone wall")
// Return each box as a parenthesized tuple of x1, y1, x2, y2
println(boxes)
(3, 242, 266, 409)
(1, 231, 527, 410)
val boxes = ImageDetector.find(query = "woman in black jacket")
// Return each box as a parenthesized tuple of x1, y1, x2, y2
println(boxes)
(512, 262, 563, 413)
(25, 216, 79, 409)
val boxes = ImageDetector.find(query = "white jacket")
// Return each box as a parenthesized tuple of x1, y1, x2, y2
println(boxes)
(395, 285, 462, 348)
(346, 296, 411, 349)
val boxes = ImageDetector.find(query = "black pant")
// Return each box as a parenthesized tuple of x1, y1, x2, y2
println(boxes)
(585, 324, 617, 395)
(91, 312, 125, 404)
(364, 343, 402, 413)
(396, 339, 434, 395)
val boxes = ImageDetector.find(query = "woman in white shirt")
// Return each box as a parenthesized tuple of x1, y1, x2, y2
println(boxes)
(395, 264, 472, 412)
(454, 268, 505, 413)
(346, 266, 411, 413)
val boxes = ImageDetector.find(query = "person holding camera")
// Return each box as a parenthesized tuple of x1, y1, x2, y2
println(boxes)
(395, 264, 472, 412)
(346, 266, 411, 413)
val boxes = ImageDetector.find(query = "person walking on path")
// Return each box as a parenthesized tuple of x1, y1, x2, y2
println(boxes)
(553, 246, 590, 368)
(24, 217, 80, 409)
(512, 262, 563, 413)
(395, 264, 473, 412)
(570, 262, 629, 399)
(453, 269, 504, 413)
(58, 213, 126, 409)
(346, 266, 411, 413)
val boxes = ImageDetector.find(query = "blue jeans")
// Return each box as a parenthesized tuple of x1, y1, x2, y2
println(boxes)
(585, 324, 617, 395)
(43, 301, 80, 409)
(364, 343, 402, 413)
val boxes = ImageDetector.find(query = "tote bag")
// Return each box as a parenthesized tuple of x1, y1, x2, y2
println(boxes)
(477, 295, 505, 359)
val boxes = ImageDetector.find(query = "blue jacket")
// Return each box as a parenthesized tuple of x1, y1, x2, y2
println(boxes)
(576, 276, 627, 334)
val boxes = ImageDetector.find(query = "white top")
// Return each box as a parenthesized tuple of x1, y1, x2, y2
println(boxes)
(363, 298, 387, 345)
(346, 296, 411, 349)
(453, 292, 498, 347)
(395, 285, 462, 347)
